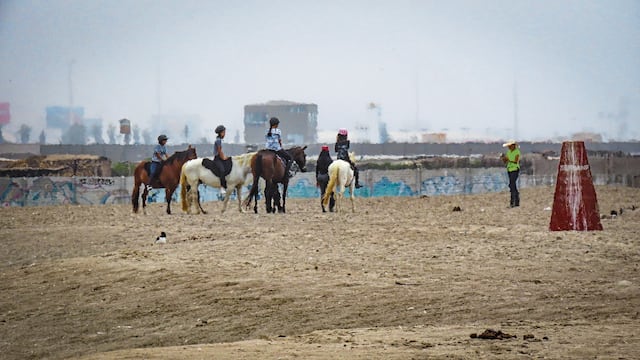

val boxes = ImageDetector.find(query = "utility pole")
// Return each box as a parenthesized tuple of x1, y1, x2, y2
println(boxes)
(513, 80, 519, 140)
(68, 59, 75, 124)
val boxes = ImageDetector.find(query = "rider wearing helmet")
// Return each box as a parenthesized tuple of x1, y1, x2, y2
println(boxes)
(149, 134, 169, 190)
(213, 125, 228, 189)
(335, 128, 362, 188)
(265, 117, 293, 178)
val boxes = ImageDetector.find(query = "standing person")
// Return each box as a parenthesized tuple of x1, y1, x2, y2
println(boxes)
(316, 145, 335, 212)
(213, 125, 228, 189)
(501, 139, 521, 207)
(265, 117, 293, 177)
(334, 128, 362, 188)
(148, 134, 169, 190)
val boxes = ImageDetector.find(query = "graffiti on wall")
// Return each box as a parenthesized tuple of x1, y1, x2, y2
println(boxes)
(1, 168, 551, 207)
(1, 177, 130, 207)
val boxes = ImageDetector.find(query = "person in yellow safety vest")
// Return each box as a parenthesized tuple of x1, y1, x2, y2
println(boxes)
(501, 139, 521, 208)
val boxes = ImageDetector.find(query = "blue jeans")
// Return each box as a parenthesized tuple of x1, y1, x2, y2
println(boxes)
(150, 161, 161, 181)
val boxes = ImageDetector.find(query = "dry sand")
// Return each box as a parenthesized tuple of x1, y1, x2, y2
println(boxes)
(1, 185, 639, 359)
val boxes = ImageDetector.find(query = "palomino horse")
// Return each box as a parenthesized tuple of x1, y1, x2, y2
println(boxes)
(244, 146, 308, 214)
(322, 159, 356, 213)
(131, 145, 197, 215)
(180, 152, 256, 214)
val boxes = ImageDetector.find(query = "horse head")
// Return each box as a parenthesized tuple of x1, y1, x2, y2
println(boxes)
(185, 145, 198, 161)
(288, 146, 308, 173)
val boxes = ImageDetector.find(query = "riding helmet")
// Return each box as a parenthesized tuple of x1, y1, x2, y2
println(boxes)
(215, 125, 226, 134)
(338, 128, 348, 136)
(157, 134, 168, 142)
(321, 145, 329, 151)
(269, 117, 280, 126)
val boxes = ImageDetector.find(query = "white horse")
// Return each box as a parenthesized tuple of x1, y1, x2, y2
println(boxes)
(322, 159, 356, 213)
(180, 152, 256, 214)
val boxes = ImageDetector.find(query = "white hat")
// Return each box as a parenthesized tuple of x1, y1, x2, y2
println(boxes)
(502, 139, 517, 147)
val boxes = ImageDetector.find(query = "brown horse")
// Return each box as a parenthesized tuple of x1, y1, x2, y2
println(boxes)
(132, 145, 197, 214)
(244, 146, 308, 214)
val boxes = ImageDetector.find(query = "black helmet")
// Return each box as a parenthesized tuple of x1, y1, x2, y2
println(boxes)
(269, 117, 280, 126)
(157, 134, 168, 142)
(215, 125, 226, 134)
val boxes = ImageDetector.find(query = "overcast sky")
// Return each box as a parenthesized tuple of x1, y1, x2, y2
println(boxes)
(1, 0, 639, 143)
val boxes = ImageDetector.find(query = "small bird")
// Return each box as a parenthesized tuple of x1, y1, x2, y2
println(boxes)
(155, 231, 167, 244)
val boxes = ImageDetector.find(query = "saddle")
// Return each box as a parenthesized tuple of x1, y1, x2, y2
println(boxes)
(202, 157, 233, 178)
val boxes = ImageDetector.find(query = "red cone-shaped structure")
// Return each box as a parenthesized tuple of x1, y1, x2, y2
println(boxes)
(549, 141, 603, 231)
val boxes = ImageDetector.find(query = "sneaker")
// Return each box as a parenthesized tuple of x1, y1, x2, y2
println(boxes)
(355, 183, 363, 189)
(146, 185, 153, 191)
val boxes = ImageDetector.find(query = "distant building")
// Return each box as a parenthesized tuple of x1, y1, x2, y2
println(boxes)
(572, 132, 603, 143)
(421, 133, 447, 143)
(244, 100, 318, 145)
(45, 106, 84, 130)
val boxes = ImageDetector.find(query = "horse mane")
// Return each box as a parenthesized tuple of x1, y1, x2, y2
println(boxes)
(233, 151, 257, 167)
(165, 146, 195, 165)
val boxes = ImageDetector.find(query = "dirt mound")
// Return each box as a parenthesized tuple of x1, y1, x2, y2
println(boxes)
(0, 154, 111, 177)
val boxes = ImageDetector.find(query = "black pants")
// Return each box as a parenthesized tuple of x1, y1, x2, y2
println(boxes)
(277, 149, 292, 173)
(214, 156, 227, 188)
(508, 169, 520, 207)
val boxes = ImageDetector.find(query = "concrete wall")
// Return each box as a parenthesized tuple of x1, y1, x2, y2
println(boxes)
(1, 162, 636, 207)
(2, 141, 639, 162)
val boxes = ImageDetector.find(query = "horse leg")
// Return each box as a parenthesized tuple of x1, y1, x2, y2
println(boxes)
(142, 186, 149, 215)
(165, 188, 173, 215)
(132, 184, 140, 213)
(251, 183, 259, 214)
(280, 182, 288, 213)
(349, 183, 356, 213)
(264, 182, 273, 213)
(235, 184, 244, 213)
(197, 187, 207, 214)
(221, 185, 232, 213)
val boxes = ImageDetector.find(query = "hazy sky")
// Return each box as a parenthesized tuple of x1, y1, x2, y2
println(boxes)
(1, 0, 639, 143)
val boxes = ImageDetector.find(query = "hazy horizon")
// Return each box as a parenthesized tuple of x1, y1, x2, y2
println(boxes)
(1, 0, 639, 144)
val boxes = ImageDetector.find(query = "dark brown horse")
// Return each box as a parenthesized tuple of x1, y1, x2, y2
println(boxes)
(244, 146, 308, 214)
(132, 145, 197, 214)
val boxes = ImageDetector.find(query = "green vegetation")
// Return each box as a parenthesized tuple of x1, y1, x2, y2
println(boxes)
(111, 162, 137, 176)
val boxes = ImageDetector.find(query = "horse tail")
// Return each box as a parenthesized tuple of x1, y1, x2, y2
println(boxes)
(244, 153, 262, 205)
(180, 164, 189, 212)
(322, 163, 338, 206)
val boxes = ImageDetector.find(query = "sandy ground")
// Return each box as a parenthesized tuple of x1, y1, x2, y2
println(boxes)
(1, 185, 639, 360)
